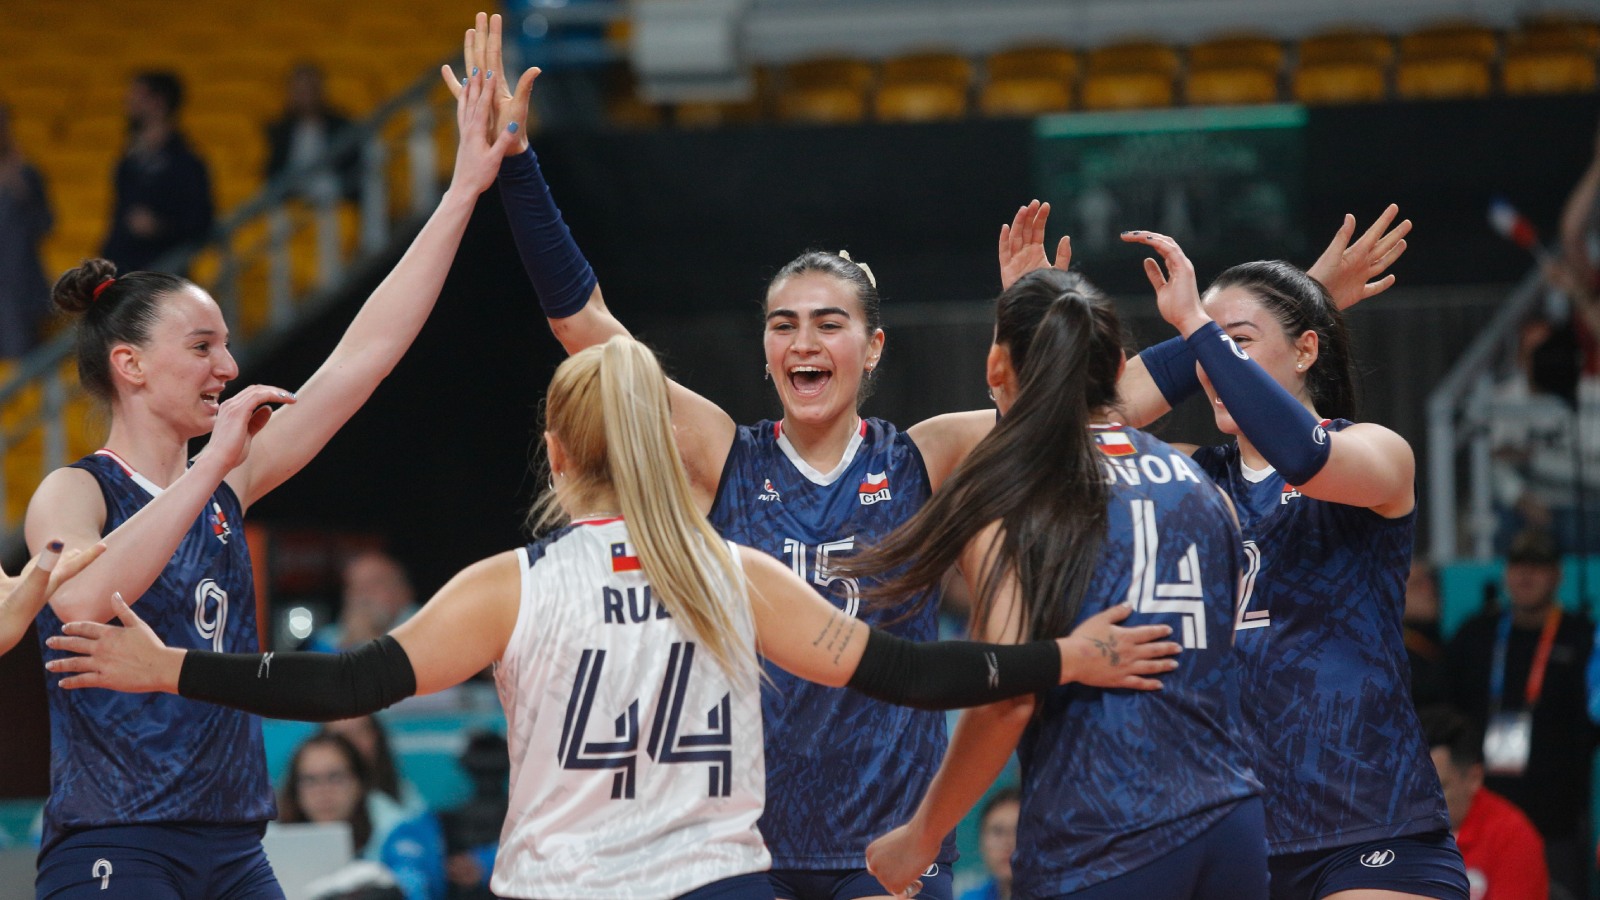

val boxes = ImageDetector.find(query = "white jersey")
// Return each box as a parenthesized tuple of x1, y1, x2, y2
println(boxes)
(491, 517, 769, 900)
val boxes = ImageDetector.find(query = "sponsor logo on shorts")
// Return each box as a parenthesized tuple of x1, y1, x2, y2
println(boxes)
(1359, 848, 1396, 868)
(92, 858, 112, 889)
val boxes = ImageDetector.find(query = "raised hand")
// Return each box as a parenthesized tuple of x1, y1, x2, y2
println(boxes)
(1307, 204, 1411, 311)
(46, 592, 185, 693)
(1058, 602, 1181, 690)
(199, 385, 295, 472)
(441, 12, 538, 155)
(999, 200, 1073, 290)
(447, 66, 522, 195)
(1, 541, 107, 655)
(865, 823, 935, 897)
(1121, 230, 1210, 339)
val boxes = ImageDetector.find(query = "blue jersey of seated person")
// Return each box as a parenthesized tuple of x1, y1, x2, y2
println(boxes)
(708, 417, 953, 869)
(1014, 426, 1261, 896)
(35, 451, 275, 853)
(1191, 419, 1448, 855)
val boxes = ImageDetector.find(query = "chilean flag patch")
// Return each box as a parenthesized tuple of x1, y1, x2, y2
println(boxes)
(1094, 431, 1136, 457)
(610, 542, 641, 572)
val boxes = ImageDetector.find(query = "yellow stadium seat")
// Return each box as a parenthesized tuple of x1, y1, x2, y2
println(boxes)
(1503, 49, 1598, 94)
(1298, 29, 1395, 66)
(1396, 56, 1491, 99)
(784, 58, 876, 93)
(1401, 23, 1499, 62)
(987, 46, 1078, 82)
(1293, 61, 1387, 104)
(5, 435, 45, 524)
(64, 116, 127, 149)
(777, 85, 869, 125)
(1190, 35, 1285, 71)
(1187, 66, 1280, 105)
(874, 82, 967, 122)
(1082, 70, 1175, 110)
(881, 52, 973, 88)
(1087, 41, 1182, 78)
(980, 77, 1072, 116)
(1511, 20, 1600, 54)
(674, 99, 764, 129)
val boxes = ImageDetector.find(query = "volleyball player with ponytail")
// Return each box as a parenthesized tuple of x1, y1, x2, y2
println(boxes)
(1121, 230, 1467, 900)
(47, 335, 1182, 900)
(854, 269, 1264, 899)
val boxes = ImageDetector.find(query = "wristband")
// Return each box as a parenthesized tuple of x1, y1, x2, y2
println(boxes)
(179, 635, 417, 722)
(1187, 321, 1332, 485)
(847, 628, 1060, 710)
(1138, 335, 1202, 407)
(498, 147, 598, 319)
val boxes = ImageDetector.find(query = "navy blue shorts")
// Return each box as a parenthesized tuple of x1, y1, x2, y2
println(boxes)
(679, 872, 780, 899)
(769, 863, 953, 900)
(1061, 796, 1268, 900)
(36, 823, 282, 899)
(1268, 830, 1469, 900)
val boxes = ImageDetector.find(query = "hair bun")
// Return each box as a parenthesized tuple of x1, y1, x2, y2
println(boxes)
(52, 259, 119, 314)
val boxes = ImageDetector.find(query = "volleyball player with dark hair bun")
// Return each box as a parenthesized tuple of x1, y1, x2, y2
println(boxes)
(854, 268, 1265, 899)
(48, 334, 1182, 900)
(1120, 230, 1468, 900)
(25, 68, 515, 899)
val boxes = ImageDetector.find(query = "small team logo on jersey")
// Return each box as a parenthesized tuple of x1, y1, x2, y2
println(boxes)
(1359, 849, 1396, 868)
(610, 542, 641, 573)
(1280, 483, 1303, 505)
(758, 478, 781, 502)
(210, 501, 231, 544)
(1312, 418, 1331, 445)
(1094, 431, 1136, 457)
(858, 471, 892, 505)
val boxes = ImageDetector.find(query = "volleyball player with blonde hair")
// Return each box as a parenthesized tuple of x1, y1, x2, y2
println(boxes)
(48, 334, 1180, 900)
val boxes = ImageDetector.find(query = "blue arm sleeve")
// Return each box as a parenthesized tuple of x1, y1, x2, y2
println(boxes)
(1137, 335, 1203, 407)
(497, 147, 598, 319)
(1186, 321, 1332, 485)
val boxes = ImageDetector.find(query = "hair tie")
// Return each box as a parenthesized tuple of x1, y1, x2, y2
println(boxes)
(837, 250, 876, 289)
(91, 277, 117, 302)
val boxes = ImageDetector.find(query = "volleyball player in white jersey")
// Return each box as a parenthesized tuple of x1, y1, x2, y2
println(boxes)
(48, 335, 1181, 900)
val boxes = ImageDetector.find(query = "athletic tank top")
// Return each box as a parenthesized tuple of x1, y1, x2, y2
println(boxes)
(491, 518, 768, 899)
(35, 450, 274, 853)
(707, 417, 952, 868)
(1191, 420, 1449, 854)
(1014, 426, 1261, 895)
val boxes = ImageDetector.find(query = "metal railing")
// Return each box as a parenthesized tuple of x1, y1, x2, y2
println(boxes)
(1426, 265, 1546, 562)
(0, 65, 451, 558)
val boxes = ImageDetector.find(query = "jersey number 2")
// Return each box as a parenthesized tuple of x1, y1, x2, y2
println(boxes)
(558, 641, 733, 800)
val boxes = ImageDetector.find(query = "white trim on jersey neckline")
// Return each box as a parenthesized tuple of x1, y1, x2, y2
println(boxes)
(1239, 457, 1277, 484)
(94, 448, 167, 497)
(773, 418, 867, 487)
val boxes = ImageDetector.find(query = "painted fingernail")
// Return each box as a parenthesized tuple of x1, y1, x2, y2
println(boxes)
(507, 121, 518, 133)
(47, 540, 63, 553)
(472, 67, 479, 76)
(486, 70, 493, 79)
(462, 77, 468, 86)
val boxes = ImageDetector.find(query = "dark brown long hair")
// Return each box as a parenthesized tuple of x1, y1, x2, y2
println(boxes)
(278, 732, 375, 853)
(843, 268, 1125, 640)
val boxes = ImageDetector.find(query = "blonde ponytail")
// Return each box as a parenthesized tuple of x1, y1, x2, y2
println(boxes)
(537, 337, 758, 685)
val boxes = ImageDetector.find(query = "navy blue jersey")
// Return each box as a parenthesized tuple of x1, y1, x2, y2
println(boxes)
(1191, 420, 1449, 855)
(35, 451, 275, 853)
(1013, 426, 1261, 897)
(708, 418, 951, 869)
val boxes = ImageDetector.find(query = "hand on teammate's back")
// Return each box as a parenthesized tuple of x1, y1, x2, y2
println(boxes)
(1058, 602, 1182, 691)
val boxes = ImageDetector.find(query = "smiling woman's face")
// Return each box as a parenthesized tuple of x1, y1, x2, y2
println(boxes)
(763, 271, 883, 428)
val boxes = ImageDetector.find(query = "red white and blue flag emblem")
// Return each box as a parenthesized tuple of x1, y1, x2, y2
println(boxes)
(610, 542, 641, 572)
(210, 501, 231, 544)
(858, 471, 892, 505)
(1094, 431, 1136, 457)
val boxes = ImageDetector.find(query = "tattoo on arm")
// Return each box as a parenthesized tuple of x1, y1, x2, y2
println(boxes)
(813, 610, 855, 664)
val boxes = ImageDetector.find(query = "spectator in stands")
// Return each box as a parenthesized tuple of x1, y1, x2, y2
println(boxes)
(0, 100, 54, 358)
(280, 732, 380, 856)
(265, 63, 361, 203)
(1421, 705, 1548, 900)
(322, 715, 427, 854)
(960, 787, 1020, 900)
(309, 551, 421, 653)
(1445, 528, 1596, 897)
(100, 71, 214, 274)
(438, 731, 508, 899)
(1404, 559, 1449, 707)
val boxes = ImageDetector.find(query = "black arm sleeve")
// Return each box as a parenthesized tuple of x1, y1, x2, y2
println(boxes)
(845, 628, 1059, 710)
(178, 635, 418, 722)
